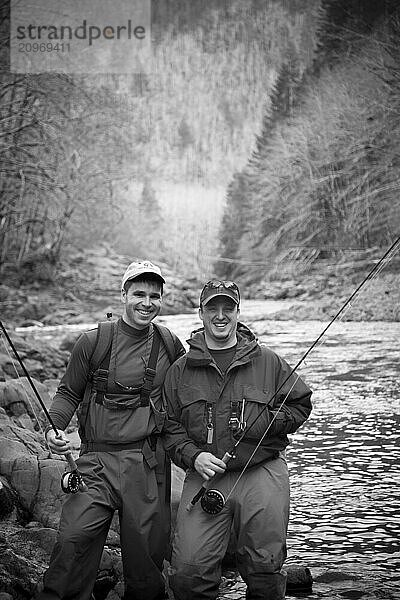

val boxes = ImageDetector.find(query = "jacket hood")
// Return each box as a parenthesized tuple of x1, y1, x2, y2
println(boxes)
(186, 322, 260, 367)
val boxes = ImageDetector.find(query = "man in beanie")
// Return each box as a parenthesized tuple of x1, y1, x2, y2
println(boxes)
(163, 279, 312, 600)
(39, 260, 193, 600)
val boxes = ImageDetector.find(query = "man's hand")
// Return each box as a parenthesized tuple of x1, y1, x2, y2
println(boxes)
(194, 452, 227, 481)
(46, 429, 71, 455)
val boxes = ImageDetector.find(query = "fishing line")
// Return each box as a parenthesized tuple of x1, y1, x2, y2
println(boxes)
(189, 235, 400, 513)
(0, 320, 87, 493)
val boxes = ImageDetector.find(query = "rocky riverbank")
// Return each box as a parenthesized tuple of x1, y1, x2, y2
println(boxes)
(0, 245, 199, 329)
(247, 257, 400, 322)
(1, 245, 399, 331)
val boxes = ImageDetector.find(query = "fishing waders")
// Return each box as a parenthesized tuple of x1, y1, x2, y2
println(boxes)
(169, 455, 289, 600)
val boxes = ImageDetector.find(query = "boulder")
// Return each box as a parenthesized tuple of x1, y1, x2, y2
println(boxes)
(0, 378, 51, 431)
(0, 409, 66, 528)
(286, 563, 313, 590)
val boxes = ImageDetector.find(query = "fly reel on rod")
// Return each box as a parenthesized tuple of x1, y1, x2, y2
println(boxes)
(200, 488, 226, 515)
(186, 451, 234, 515)
(61, 469, 85, 494)
(60, 452, 87, 494)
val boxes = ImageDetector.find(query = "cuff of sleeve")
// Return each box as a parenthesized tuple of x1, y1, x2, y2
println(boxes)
(191, 450, 203, 469)
(179, 443, 203, 470)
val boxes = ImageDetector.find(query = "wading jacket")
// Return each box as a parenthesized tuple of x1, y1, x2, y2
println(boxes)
(164, 323, 312, 471)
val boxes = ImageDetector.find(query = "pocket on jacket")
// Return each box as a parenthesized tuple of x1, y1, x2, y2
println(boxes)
(179, 385, 209, 445)
(232, 384, 270, 442)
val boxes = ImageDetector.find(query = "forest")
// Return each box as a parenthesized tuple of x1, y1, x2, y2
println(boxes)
(216, 0, 400, 287)
(0, 0, 399, 320)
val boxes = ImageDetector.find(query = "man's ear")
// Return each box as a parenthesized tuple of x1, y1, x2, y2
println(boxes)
(121, 288, 127, 304)
(198, 307, 204, 322)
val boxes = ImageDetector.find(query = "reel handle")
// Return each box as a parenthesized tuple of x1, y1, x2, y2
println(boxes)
(185, 451, 233, 512)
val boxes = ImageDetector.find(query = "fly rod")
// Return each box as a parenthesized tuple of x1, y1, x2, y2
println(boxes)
(188, 235, 400, 513)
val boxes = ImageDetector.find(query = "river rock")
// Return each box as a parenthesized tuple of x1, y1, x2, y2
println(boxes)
(0, 409, 64, 526)
(0, 478, 15, 520)
(286, 563, 313, 590)
(0, 333, 70, 383)
(0, 377, 51, 431)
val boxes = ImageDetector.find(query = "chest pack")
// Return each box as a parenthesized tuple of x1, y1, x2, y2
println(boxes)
(78, 320, 184, 437)
(89, 320, 184, 404)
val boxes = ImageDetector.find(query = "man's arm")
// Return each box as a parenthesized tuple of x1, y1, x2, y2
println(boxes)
(161, 362, 201, 470)
(161, 362, 226, 478)
(47, 331, 94, 432)
(268, 349, 312, 436)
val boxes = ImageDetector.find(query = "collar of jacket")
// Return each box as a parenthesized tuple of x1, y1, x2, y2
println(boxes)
(186, 322, 261, 368)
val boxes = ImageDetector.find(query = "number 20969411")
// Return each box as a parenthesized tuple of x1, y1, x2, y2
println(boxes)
(18, 42, 70, 53)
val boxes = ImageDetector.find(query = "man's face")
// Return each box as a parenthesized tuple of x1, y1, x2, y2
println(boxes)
(121, 280, 162, 329)
(199, 296, 239, 348)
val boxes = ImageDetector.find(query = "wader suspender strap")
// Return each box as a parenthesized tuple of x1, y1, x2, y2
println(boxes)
(139, 326, 161, 407)
(91, 323, 162, 407)
(91, 321, 115, 405)
(79, 322, 114, 440)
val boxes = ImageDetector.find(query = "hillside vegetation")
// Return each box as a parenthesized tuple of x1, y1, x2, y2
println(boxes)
(0, 0, 323, 281)
(216, 0, 400, 296)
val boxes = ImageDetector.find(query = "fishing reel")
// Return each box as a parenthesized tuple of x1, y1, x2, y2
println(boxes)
(61, 469, 85, 494)
(60, 453, 88, 494)
(186, 451, 233, 515)
(200, 488, 226, 515)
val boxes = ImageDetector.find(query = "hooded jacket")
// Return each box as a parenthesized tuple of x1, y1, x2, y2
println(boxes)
(163, 323, 312, 471)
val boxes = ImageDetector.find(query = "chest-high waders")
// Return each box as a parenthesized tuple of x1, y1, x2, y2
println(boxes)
(39, 322, 178, 600)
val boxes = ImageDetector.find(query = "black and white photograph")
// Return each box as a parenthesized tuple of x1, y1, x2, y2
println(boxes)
(0, 1, 399, 599)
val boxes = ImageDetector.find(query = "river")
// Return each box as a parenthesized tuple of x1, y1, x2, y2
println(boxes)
(18, 300, 400, 599)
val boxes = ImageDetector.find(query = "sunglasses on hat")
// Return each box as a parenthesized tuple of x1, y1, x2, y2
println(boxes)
(200, 279, 240, 306)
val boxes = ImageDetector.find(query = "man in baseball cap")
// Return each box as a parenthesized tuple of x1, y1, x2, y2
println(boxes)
(39, 258, 189, 600)
(163, 278, 312, 600)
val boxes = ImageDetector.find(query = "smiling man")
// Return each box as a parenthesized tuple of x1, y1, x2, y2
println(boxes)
(164, 279, 313, 600)
(38, 260, 189, 600)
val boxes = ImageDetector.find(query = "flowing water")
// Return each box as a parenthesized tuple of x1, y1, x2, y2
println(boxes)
(157, 303, 400, 600)
(21, 300, 400, 599)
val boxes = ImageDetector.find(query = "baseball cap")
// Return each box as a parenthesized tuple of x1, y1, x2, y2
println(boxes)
(200, 280, 240, 306)
(121, 260, 165, 290)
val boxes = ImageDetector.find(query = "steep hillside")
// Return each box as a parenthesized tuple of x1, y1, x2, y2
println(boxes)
(216, 0, 400, 300)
